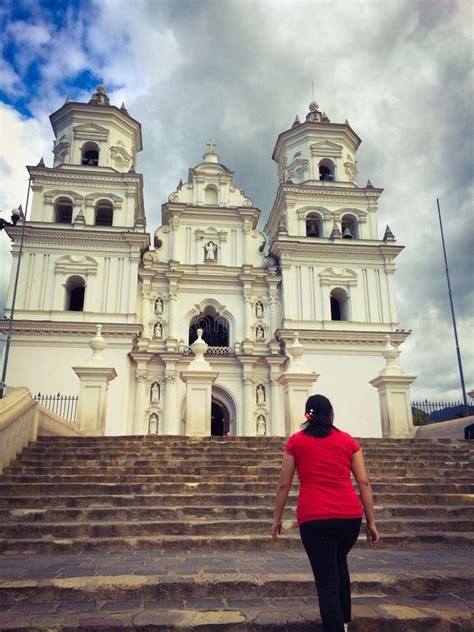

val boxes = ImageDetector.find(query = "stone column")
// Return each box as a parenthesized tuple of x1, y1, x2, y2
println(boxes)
(72, 325, 117, 436)
(370, 335, 416, 437)
(162, 354, 181, 435)
(244, 296, 254, 341)
(239, 357, 256, 436)
(141, 292, 153, 339)
(130, 353, 153, 434)
(277, 333, 318, 435)
(180, 330, 218, 436)
(170, 215, 179, 261)
(167, 292, 177, 339)
(266, 357, 286, 436)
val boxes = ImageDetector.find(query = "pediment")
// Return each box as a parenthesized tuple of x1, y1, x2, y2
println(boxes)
(319, 267, 358, 286)
(73, 123, 109, 141)
(310, 140, 343, 158)
(74, 123, 109, 133)
(55, 255, 98, 275)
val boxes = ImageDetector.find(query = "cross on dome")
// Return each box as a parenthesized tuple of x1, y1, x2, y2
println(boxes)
(206, 140, 217, 153)
(203, 139, 220, 163)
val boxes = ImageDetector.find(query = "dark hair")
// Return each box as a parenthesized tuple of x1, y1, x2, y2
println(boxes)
(302, 394, 339, 438)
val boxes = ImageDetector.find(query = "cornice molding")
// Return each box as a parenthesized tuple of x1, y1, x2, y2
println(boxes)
(5, 225, 149, 249)
(27, 166, 143, 186)
(276, 329, 410, 346)
(271, 239, 404, 261)
(0, 321, 142, 337)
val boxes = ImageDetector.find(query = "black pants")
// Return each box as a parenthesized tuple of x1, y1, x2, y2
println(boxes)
(299, 518, 362, 632)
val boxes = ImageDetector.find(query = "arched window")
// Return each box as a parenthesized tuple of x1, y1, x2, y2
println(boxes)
(55, 197, 73, 224)
(204, 185, 218, 205)
(319, 158, 335, 181)
(189, 308, 229, 346)
(65, 276, 85, 312)
(330, 288, 349, 321)
(81, 142, 99, 166)
(95, 199, 113, 226)
(305, 212, 323, 237)
(341, 214, 359, 239)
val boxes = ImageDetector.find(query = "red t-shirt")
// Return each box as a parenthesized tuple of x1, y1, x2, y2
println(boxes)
(284, 429, 363, 525)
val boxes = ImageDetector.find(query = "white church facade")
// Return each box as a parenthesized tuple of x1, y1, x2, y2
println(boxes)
(1, 86, 414, 438)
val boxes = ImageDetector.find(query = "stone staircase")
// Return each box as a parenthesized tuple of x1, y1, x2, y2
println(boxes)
(0, 435, 472, 630)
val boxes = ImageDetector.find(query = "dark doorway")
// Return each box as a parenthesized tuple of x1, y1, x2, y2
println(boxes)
(211, 401, 227, 436)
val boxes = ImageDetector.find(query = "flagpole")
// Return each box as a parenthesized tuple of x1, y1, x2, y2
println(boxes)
(436, 198, 469, 416)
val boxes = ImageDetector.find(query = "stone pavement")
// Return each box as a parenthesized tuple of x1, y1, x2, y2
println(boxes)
(0, 547, 472, 580)
(0, 548, 472, 630)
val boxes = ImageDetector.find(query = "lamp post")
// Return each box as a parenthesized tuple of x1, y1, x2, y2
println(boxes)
(0, 179, 31, 398)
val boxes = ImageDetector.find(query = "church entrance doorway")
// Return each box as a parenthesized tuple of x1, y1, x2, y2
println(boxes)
(211, 400, 229, 436)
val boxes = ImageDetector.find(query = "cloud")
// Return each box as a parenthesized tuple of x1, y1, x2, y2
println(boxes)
(0, 0, 472, 400)
(0, 103, 51, 308)
(0, 58, 22, 96)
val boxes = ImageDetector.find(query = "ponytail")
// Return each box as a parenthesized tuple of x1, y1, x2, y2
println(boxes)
(302, 394, 339, 438)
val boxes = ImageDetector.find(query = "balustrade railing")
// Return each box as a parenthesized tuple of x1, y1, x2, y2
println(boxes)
(183, 346, 234, 357)
(33, 393, 78, 423)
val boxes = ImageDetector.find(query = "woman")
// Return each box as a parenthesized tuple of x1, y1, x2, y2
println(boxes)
(272, 394, 380, 632)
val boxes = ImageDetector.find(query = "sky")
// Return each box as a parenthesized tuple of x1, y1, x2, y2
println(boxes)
(0, 0, 472, 401)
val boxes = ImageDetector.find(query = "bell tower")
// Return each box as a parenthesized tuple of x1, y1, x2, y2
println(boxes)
(265, 102, 411, 435)
(1, 84, 149, 433)
(4, 84, 148, 325)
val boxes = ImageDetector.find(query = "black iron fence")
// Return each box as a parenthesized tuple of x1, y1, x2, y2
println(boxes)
(411, 400, 474, 426)
(34, 393, 78, 423)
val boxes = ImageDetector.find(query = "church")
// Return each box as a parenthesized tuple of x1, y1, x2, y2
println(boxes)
(1, 85, 414, 438)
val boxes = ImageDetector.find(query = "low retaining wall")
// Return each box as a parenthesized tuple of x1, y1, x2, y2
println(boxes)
(415, 415, 474, 439)
(0, 387, 81, 473)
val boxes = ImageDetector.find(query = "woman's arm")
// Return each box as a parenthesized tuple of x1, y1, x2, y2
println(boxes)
(351, 450, 380, 547)
(272, 452, 296, 539)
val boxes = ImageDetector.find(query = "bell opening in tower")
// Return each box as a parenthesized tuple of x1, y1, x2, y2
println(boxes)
(81, 142, 99, 166)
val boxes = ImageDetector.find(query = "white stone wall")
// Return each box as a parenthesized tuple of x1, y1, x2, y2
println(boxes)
(278, 260, 399, 330)
(6, 246, 141, 324)
(303, 351, 384, 437)
(3, 338, 135, 436)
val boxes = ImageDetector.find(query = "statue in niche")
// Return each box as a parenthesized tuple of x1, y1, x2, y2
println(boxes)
(255, 325, 264, 341)
(154, 322, 163, 338)
(255, 301, 264, 318)
(148, 413, 159, 434)
(256, 414, 266, 436)
(205, 241, 217, 261)
(150, 382, 160, 404)
(154, 298, 163, 315)
(256, 384, 266, 405)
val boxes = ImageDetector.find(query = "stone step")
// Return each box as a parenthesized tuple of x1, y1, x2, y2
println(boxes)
(1, 531, 473, 554)
(2, 516, 472, 540)
(0, 548, 471, 630)
(2, 503, 473, 523)
(0, 569, 472, 603)
(0, 491, 471, 508)
(17, 435, 470, 452)
(30, 436, 470, 446)
(3, 473, 471, 485)
(1, 481, 472, 495)
(18, 437, 472, 456)
(4, 459, 472, 478)
(0, 595, 471, 631)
